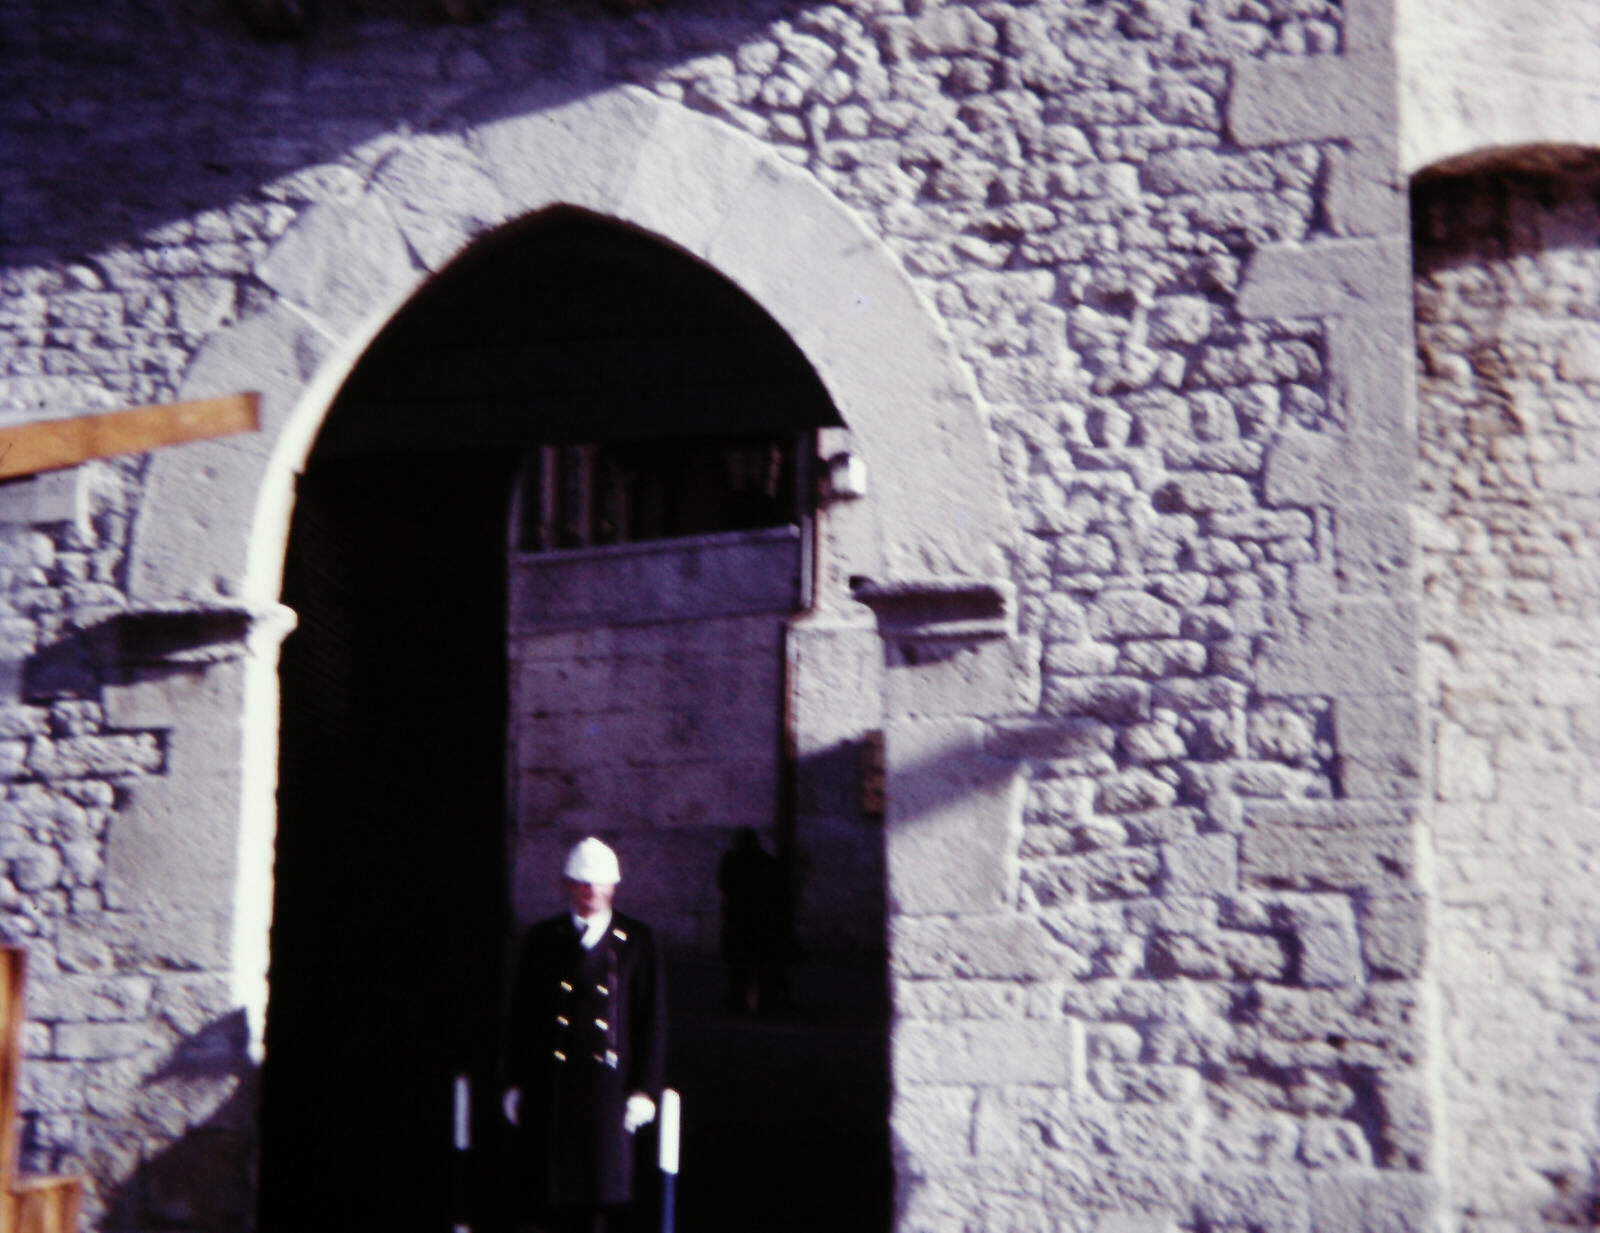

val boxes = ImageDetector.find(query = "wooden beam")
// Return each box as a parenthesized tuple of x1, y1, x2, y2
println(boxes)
(3, 1175, 84, 1233)
(0, 949, 21, 1193)
(0, 393, 260, 482)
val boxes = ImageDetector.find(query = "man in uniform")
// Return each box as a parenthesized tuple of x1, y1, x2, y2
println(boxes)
(505, 838, 667, 1233)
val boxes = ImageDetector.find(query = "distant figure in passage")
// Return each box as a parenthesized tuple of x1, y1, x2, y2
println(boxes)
(717, 827, 789, 1015)
(506, 838, 667, 1233)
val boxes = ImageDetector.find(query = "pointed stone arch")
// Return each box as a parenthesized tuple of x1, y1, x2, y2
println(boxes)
(120, 85, 1029, 1211)
(128, 86, 1009, 612)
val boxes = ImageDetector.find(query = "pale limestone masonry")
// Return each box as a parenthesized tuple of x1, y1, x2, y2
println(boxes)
(0, 0, 1593, 1230)
(507, 529, 803, 950)
(1416, 166, 1600, 1233)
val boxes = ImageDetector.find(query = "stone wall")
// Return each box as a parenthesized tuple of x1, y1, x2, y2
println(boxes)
(0, 486, 256, 1227)
(1415, 166, 1600, 1232)
(507, 529, 797, 951)
(1398, 0, 1600, 173)
(0, 0, 1443, 1229)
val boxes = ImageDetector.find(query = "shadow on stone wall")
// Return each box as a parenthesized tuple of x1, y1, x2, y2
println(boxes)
(101, 1010, 256, 1233)
(25, 611, 254, 702)
(1, 0, 818, 277)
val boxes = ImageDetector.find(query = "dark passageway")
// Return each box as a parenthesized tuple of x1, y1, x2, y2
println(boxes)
(264, 212, 887, 1232)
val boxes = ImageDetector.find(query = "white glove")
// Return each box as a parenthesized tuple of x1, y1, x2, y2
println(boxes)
(503, 1087, 521, 1126)
(623, 1092, 656, 1134)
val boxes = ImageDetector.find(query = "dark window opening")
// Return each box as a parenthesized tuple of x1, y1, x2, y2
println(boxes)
(515, 433, 806, 552)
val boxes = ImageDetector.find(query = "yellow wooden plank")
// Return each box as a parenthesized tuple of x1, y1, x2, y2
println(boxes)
(0, 949, 23, 1197)
(0, 393, 260, 481)
(4, 1174, 83, 1233)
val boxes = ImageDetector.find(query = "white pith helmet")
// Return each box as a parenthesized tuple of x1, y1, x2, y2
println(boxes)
(564, 837, 621, 885)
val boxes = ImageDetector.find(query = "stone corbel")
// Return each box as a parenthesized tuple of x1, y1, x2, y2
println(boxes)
(101, 603, 298, 670)
(849, 576, 1016, 641)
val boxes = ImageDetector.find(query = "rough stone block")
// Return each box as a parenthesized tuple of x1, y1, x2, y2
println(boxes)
(1119, 639, 1207, 679)
(53, 1021, 151, 1061)
(1086, 591, 1181, 639)
(1122, 720, 1186, 764)
(1273, 894, 1364, 987)
(26, 734, 164, 779)
(1154, 473, 1253, 514)
(1161, 833, 1238, 895)
(1023, 849, 1161, 905)
(1096, 770, 1178, 814)
(1240, 824, 1418, 892)
(1089, 1059, 1202, 1105)
(891, 914, 1077, 980)
(1187, 1167, 1310, 1233)
(1043, 677, 1153, 723)
(891, 1084, 977, 1164)
(886, 719, 1023, 914)
(1148, 931, 1288, 980)
(1229, 54, 1397, 145)
(895, 1018, 1080, 1085)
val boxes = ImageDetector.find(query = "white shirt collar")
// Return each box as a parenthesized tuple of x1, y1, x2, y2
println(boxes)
(572, 908, 613, 950)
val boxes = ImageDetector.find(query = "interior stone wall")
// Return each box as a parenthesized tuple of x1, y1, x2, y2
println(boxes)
(507, 531, 796, 951)
(1415, 165, 1600, 1232)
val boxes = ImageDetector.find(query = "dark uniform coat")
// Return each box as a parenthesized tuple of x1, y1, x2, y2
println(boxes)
(507, 911, 667, 1213)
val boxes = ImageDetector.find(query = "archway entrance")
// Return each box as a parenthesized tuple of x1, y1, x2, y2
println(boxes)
(261, 212, 889, 1231)
(1414, 157, 1600, 1230)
